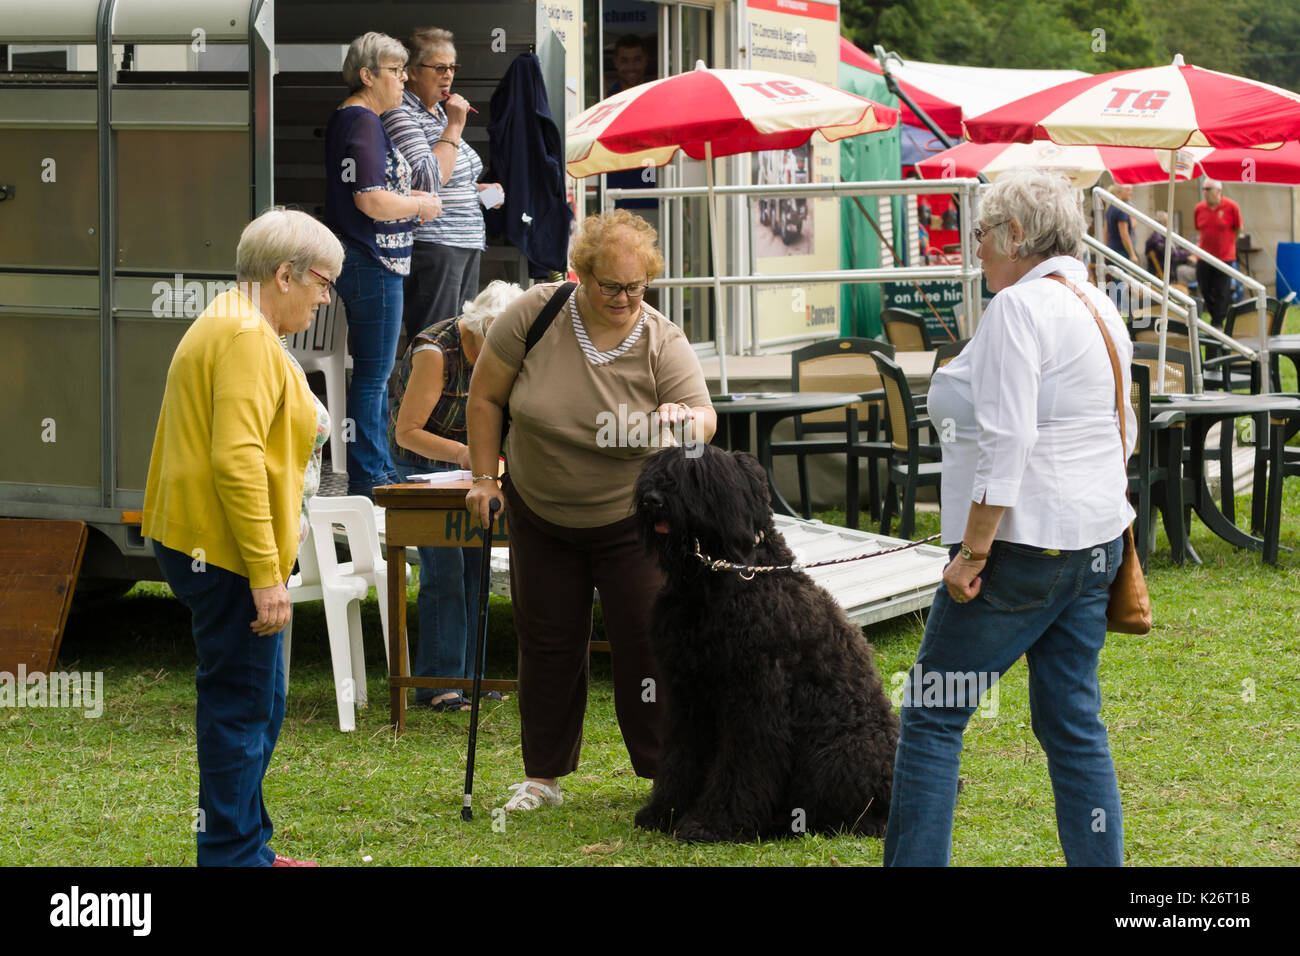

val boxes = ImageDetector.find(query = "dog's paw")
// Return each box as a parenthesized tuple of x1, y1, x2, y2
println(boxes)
(634, 803, 676, 833)
(674, 818, 731, 844)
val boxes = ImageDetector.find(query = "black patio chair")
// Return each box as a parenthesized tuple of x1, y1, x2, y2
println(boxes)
(1132, 342, 1241, 530)
(880, 308, 933, 352)
(931, 338, 969, 374)
(768, 337, 895, 528)
(1127, 362, 1187, 568)
(869, 352, 942, 538)
(1216, 295, 1295, 393)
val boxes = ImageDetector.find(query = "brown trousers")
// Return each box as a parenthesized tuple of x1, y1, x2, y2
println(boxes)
(504, 477, 665, 779)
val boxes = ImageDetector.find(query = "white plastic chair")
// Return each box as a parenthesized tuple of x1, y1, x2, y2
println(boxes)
(284, 496, 407, 731)
(284, 520, 368, 732)
(285, 294, 351, 475)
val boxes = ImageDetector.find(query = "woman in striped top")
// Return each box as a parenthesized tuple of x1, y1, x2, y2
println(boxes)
(324, 32, 442, 498)
(382, 27, 504, 346)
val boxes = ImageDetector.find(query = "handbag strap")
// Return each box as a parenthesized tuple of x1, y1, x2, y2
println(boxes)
(523, 281, 577, 357)
(1046, 274, 1128, 467)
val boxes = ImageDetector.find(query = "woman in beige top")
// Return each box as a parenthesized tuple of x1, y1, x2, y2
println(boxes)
(466, 210, 717, 811)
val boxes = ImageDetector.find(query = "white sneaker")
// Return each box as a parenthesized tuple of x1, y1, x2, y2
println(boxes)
(503, 780, 563, 811)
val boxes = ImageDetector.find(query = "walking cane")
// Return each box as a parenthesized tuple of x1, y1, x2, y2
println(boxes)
(462, 497, 500, 822)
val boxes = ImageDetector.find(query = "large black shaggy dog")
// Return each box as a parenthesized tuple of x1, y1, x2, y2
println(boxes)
(633, 444, 899, 843)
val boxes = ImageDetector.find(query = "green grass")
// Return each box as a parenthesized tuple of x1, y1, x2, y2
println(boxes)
(2, 307, 1297, 867)
(6, 475, 1298, 867)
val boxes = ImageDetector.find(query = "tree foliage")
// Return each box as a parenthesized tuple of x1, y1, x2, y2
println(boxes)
(842, 0, 1300, 92)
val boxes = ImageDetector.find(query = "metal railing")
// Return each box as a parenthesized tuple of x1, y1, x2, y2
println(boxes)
(605, 178, 985, 355)
(1091, 186, 1270, 394)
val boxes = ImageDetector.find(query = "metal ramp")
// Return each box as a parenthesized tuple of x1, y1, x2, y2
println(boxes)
(371, 508, 946, 628)
(772, 516, 946, 626)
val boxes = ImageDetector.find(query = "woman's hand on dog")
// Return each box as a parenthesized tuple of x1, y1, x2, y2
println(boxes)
(656, 401, 695, 426)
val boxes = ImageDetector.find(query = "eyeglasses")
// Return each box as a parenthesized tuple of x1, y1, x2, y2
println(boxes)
(308, 267, 335, 292)
(374, 65, 407, 79)
(414, 62, 461, 76)
(973, 219, 1009, 242)
(594, 279, 648, 298)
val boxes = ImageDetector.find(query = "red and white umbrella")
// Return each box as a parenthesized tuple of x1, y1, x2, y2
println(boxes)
(566, 63, 898, 392)
(916, 139, 1199, 188)
(1199, 140, 1300, 186)
(566, 65, 896, 177)
(966, 56, 1300, 392)
(965, 59, 1300, 149)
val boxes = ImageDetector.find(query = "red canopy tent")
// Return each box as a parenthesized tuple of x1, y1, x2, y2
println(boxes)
(839, 37, 964, 139)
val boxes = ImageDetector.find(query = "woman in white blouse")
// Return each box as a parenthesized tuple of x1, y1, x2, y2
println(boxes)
(884, 168, 1135, 867)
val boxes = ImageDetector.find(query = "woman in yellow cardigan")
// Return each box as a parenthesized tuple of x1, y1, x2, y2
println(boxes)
(143, 208, 343, 867)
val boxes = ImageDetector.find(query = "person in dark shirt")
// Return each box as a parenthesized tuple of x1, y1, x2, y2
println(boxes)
(1144, 210, 1197, 284)
(1104, 184, 1138, 264)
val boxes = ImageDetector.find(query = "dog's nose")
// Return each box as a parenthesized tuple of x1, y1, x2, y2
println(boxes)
(642, 490, 665, 510)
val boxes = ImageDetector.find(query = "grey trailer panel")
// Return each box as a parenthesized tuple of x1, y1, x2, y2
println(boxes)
(0, 313, 103, 487)
(0, 127, 101, 269)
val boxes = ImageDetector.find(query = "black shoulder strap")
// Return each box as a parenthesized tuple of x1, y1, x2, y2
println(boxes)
(523, 281, 576, 357)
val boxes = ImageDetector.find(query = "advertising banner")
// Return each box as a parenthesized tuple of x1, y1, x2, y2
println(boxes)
(542, 0, 585, 216)
(746, 0, 841, 344)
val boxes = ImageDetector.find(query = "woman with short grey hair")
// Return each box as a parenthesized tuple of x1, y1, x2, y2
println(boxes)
(885, 167, 1134, 866)
(325, 31, 442, 499)
(235, 206, 345, 284)
(144, 208, 342, 866)
(389, 279, 524, 710)
(341, 32, 409, 92)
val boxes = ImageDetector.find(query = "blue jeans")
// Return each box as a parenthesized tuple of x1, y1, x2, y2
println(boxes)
(884, 536, 1125, 867)
(394, 458, 482, 702)
(336, 239, 403, 498)
(153, 540, 285, 867)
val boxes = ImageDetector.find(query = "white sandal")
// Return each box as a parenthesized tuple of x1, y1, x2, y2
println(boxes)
(503, 780, 563, 811)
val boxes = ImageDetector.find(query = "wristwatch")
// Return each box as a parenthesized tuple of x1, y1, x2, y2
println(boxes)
(959, 543, 989, 561)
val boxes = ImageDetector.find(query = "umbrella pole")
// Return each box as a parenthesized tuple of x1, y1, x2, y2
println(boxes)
(705, 141, 729, 395)
(1155, 162, 1175, 394)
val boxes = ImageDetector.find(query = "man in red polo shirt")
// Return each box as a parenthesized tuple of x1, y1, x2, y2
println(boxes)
(1194, 178, 1243, 327)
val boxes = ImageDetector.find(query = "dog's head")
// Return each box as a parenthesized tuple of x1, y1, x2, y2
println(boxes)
(636, 444, 774, 579)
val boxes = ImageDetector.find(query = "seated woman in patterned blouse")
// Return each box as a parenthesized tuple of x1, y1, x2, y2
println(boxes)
(389, 280, 524, 710)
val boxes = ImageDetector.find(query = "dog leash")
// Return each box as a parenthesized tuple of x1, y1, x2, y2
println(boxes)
(694, 533, 942, 580)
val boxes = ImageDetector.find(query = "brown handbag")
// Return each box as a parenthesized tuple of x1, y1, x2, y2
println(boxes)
(1048, 275, 1153, 635)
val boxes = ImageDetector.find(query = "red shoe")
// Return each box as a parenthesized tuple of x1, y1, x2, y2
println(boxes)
(272, 853, 319, 867)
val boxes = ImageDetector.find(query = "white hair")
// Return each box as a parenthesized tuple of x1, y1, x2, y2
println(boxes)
(342, 32, 408, 92)
(460, 280, 525, 337)
(980, 167, 1087, 261)
(1202, 178, 1222, 191)
(235, 208, 344, 283)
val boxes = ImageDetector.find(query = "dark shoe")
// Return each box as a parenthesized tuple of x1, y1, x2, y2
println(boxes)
(428, 692, 472, 712)
(479, 690, 507, 702)
(272, 854, 319, 867)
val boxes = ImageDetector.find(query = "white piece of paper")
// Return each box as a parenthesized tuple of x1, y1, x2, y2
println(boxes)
(478, 184, 504, 208)
(406, 469, 472, 485)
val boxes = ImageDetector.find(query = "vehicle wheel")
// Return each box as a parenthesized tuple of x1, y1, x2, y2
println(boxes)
(71, 578, 135, 613)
